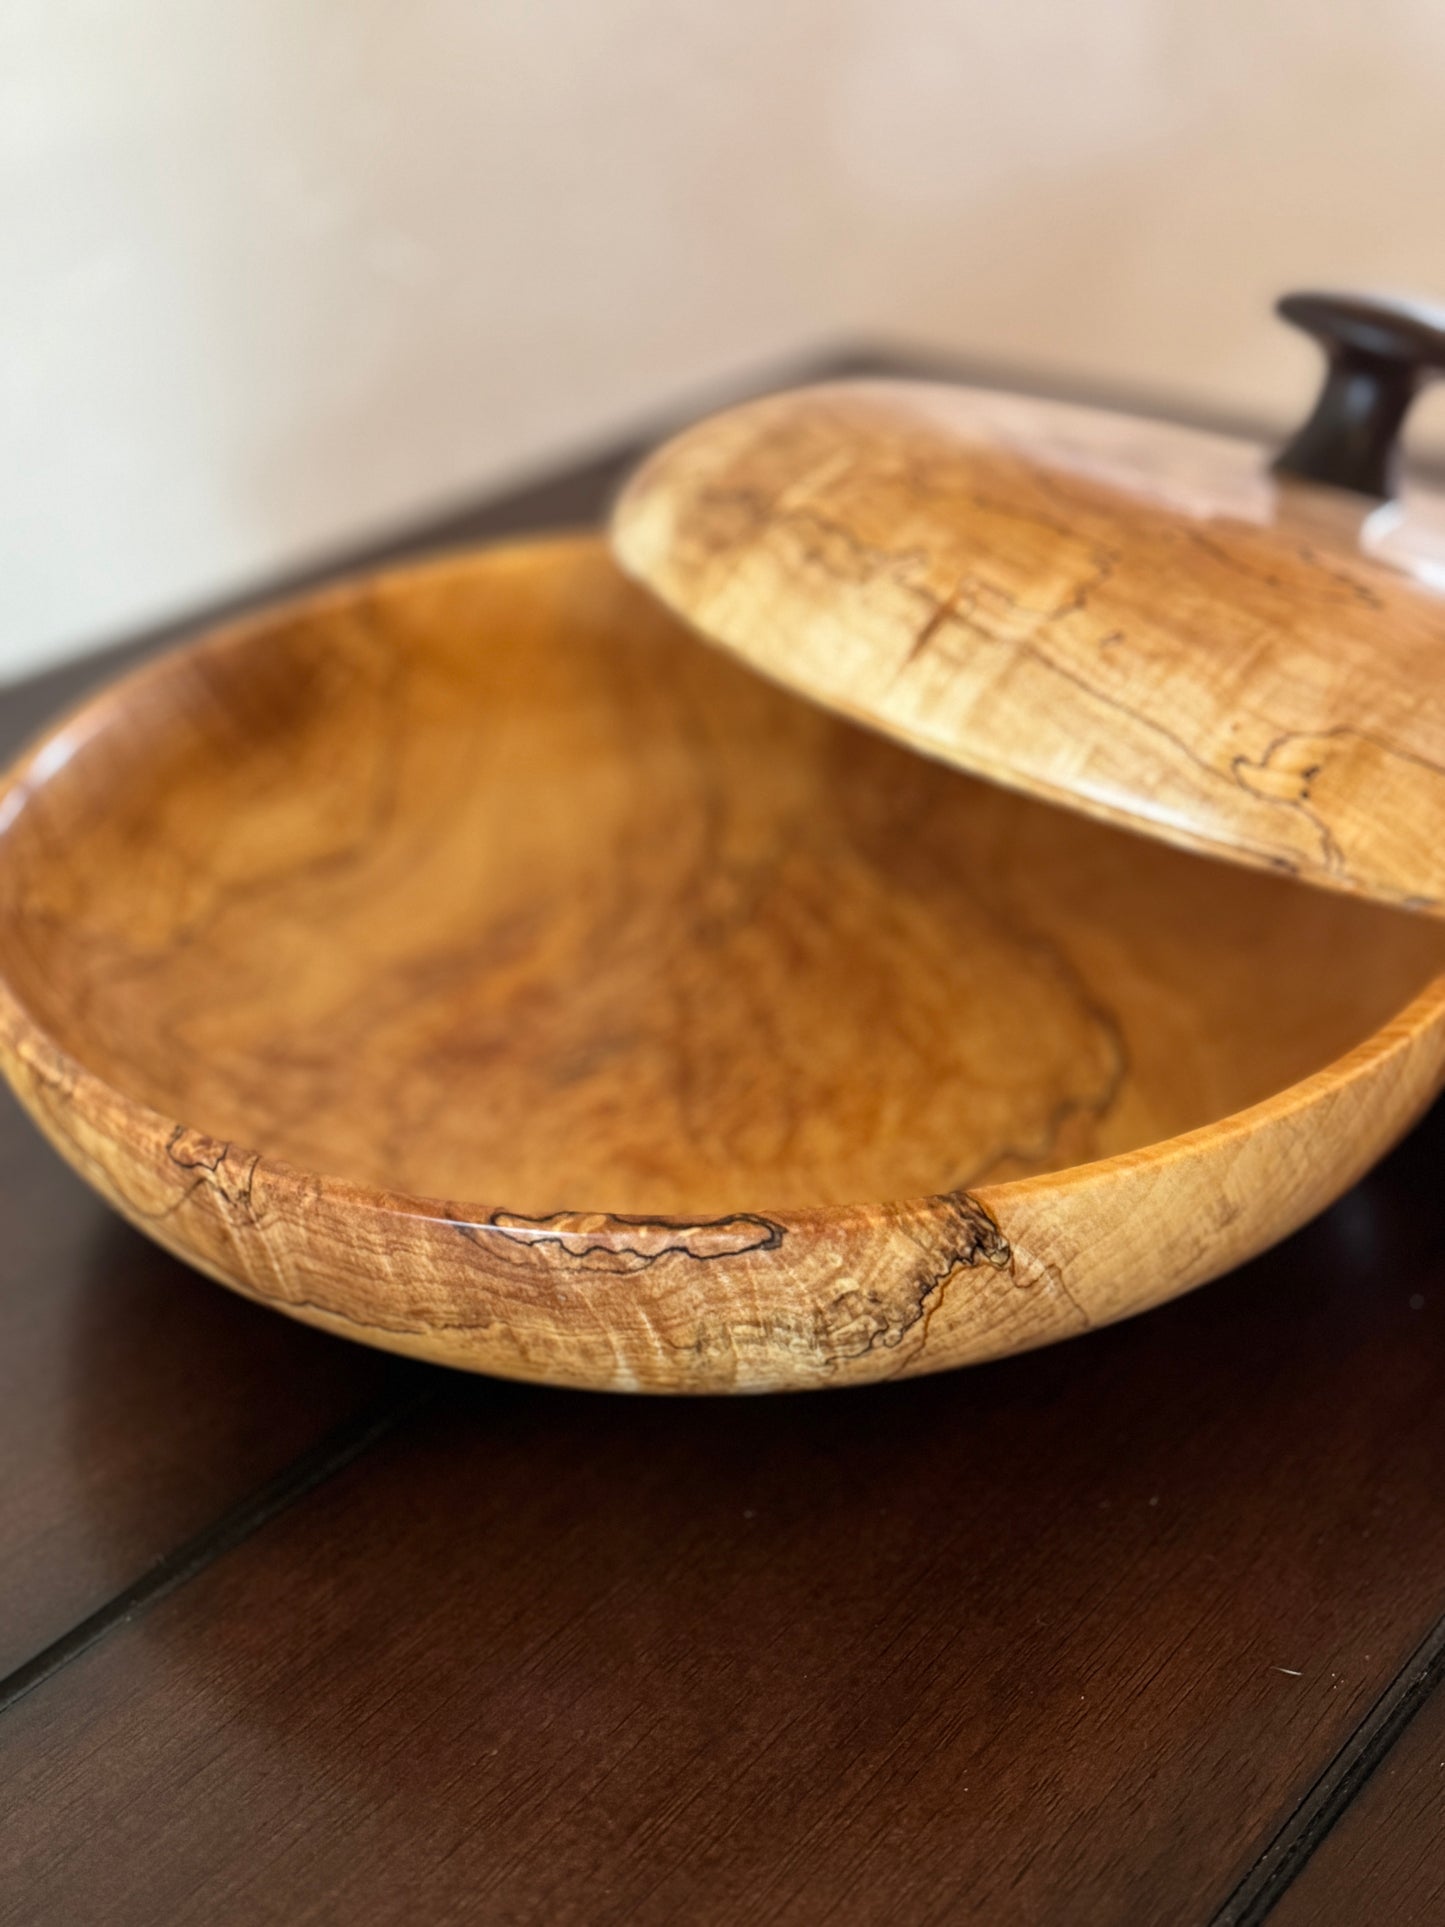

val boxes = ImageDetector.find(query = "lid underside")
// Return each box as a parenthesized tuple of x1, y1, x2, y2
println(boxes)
(611, 381, 1445, 916)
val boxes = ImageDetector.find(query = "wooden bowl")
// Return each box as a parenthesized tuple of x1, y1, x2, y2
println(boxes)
(2, 535, 1443, 1392)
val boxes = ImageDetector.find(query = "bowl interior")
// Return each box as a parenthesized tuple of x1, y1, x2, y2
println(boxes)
(3, 537, 1442, 1217)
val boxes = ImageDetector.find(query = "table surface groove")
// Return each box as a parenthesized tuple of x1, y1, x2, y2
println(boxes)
(1213, 1607, 1445, 1924)
(0, 1391, 421, 1720)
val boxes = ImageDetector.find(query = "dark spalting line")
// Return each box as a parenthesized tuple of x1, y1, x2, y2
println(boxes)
(455, 1208, 787, 1270)
(698, 486, 1276, 810)
(1289, 538, 1401, 610)
(933, 1189, 1012, 1270)
(687, 482, 941, 607)
(15, 1075, 253, 1238)
(1184, 523, 1388, 612)
(291, 1196, 1012, 1357)
(163, 1126, 264, 1229)
(688, 470, 1445, 901)
(36, 1062, 1024, 1368)
(1230, 724, 1445, 896)
(165, 1126, 229, 1175)
(903, 584, 964, 668)
(821, 1190, 1013, 1368)
(705, 481, 1122, 643)
(1231, 740, 1348, 876)
(1234, 721, 1445, 789)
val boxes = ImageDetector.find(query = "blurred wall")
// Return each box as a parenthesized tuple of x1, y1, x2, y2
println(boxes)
(6, 0, 1445, 681)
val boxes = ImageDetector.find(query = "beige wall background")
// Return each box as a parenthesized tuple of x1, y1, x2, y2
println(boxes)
(6, 0, 1445, 681)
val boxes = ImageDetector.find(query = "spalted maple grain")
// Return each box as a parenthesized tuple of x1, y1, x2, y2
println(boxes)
(0, 536, 1442, 1390)
(613, 382, 1445, 914)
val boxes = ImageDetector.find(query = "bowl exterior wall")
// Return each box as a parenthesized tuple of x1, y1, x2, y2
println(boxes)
(2, 978, 1441, 1393)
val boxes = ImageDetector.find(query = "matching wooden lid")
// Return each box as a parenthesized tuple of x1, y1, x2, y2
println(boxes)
(612, 293, 1445, 916)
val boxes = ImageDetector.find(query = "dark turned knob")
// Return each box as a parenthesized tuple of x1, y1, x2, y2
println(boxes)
(1273, 290, 1445, 499)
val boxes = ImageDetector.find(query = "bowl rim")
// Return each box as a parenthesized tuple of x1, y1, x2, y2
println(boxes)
(1, 531, 1442, 1248)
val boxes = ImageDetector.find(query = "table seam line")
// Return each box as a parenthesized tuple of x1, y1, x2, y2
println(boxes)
(1207, 1604, 1445, 1926)
(0, 1383, 430, 1719)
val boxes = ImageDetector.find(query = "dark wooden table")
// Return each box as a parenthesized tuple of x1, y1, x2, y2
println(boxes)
(2, 355, 1443, 1926)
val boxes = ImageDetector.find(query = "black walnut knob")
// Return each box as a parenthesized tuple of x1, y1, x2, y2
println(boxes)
(1273, 289, 1445, 500)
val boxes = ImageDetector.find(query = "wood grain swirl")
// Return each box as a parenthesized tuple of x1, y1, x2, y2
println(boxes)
(613, 383, 1445, 914)
(0, 536, 1442, 1389)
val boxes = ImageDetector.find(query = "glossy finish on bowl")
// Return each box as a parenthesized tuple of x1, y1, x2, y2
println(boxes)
(614, 383, 1445, 914)
(0, 537, 1442, 1390)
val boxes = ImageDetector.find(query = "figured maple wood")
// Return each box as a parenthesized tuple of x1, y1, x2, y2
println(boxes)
(0, 535, 1443, 1391)
(613, 382, 1445, 915)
